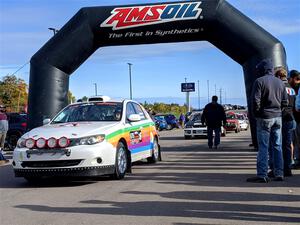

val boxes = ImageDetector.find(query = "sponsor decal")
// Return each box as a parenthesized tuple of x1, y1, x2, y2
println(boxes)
(101, 2, 202, 30)
(286, 87, 296, 96)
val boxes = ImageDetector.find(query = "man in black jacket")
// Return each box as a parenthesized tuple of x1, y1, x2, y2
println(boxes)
(201, 96, 226, 149)
(247, 59, 288, 183)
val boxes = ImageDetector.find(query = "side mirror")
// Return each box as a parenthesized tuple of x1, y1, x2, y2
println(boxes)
(43, 118, 51, 125)
(127, 114, 141, 122)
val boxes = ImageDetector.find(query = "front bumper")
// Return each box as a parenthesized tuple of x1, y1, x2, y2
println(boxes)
(13, 141, 116, 177)
(184, 128, 207, 137)
(14, 165, 115, 177)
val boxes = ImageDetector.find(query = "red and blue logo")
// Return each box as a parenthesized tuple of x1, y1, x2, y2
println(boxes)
(101, 2, 203, 30)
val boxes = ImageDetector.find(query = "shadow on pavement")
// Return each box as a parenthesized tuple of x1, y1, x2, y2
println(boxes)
(15, 199, 300, 223)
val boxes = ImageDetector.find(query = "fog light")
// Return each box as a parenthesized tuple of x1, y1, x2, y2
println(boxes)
(97, 157, 102, 164)
(12, 161, 16, 166)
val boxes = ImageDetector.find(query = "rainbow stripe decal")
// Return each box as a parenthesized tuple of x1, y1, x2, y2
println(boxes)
(106, 122, 156, 154)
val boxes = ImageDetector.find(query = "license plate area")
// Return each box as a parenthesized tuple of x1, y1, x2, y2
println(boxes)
(26, 149, 71, 158)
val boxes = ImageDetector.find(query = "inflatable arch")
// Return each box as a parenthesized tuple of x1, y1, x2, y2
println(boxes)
(28, 0, 287, 146)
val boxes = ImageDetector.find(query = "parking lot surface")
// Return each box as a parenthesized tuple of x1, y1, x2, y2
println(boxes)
(1, 129, 299, 225)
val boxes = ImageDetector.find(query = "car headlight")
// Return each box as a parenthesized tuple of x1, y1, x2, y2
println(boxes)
(17, 137, 26, 148)
(73, 135, 105, 146)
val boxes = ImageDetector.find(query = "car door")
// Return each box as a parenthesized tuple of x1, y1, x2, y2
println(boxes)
(125, 102, 151, 162)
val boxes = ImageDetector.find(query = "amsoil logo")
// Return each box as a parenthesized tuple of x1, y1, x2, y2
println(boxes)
(101, 2, 202, 30)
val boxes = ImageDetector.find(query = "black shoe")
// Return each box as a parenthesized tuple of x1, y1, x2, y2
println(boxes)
(208, 146, 212, 149)
(267, 170, 275, 178)
(214, 146, 218, 149)
(246, 176, 269, 183)
(273, 176, 284, 181)
(284, 170, 293, 177)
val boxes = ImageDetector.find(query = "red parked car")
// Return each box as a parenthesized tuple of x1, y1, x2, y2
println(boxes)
(224, 111, 240, 133)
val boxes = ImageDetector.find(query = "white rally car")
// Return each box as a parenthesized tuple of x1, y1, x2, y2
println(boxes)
(13, 97, 160, 181)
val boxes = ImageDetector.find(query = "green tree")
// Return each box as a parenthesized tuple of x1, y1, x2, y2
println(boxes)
(0, 75, 28, 112)
(68, 90, 76, 104)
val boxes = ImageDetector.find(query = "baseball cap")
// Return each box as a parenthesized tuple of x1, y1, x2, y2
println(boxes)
(289, 70, 300, 79)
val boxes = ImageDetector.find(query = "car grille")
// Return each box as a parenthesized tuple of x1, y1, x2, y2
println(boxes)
(21, 160, 82, 168)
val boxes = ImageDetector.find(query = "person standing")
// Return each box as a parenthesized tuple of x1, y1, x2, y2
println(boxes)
(247, 59, 288, 183)
(0, 105, 9, 164)
(270, 67, 296, 177)
(201, 95, 226, 149)
(288, 70, 300, 168)
(179, 113, 185, 128)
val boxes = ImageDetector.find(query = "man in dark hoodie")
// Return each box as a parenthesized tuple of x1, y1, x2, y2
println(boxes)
(247, 59, 288, 183)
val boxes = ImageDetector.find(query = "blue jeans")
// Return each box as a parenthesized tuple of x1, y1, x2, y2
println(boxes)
(269, 120, 296, 172)
(207, 127, 221, 147)
(256, 117, 283, 178)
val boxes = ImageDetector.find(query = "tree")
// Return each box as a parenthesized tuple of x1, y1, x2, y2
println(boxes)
(0, 75, 28, 112)
(68, 90, 76, 104)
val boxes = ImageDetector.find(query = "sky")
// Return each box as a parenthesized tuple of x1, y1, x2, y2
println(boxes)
(0, 0, 299, 108)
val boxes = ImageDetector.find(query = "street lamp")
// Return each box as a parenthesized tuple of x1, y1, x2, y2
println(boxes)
(127, 63, 133, 100)
(94, 83, 98, 96)
(48, 27, 59, 36)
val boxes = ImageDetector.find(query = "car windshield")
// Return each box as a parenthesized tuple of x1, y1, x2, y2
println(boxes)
(51, 102, 123, 123)
(191, 113, 202, 122)
(154, 116, 165, 121)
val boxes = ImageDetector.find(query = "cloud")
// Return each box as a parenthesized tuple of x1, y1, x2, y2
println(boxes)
(91, 42, 213, 63)
(254, 18, 300, 36)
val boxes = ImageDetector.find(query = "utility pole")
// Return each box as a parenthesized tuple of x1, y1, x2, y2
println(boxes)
(219, 88, 223, 105)
(128, 63, 133, 100)
(197, 80, 200, 110)
(94, 83, 98, 96)
(214, 84, 217, 96)
(207, 80, 210, 103)
(185, 78, 190, 112)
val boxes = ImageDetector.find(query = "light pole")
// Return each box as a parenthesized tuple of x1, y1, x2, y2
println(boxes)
(207, 80, 210, 103)
(128, 63, 133, 100)
(197, 80, 200, 110)
(94, 83, 98, 96)
(48, 27, 59, 36)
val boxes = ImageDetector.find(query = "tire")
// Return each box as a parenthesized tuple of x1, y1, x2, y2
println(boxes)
(147, 138, 160, 163)
(112, 142, 128, 180)
(7, 133, 21, 150)
(221, 130, 226, 137)
(166, 124, 172, 130)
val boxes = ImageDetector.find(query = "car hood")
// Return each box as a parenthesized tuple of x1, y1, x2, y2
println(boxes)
(23, 122, 119, 139)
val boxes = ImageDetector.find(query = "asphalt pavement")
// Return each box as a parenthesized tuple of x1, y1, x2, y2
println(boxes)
(0, 129, 300, 225)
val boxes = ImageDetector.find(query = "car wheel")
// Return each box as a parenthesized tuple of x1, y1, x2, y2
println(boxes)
(221, 130, 226, 137)
(8, 133, 20, 150)
(235, 128, 238, 133)
(112, 142, 128, 180)
(166, 124, 172, 130)
(147, 138, 160, 163)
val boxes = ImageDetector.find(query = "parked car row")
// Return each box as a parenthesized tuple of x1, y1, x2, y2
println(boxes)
(183, 110, 249, 139)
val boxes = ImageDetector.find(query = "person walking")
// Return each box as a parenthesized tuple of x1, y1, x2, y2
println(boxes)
(179, 112, 185, 128)
(288, 70, 300, 168)
(268, 67, 296, 177)
(201, 95, 226, 149)
(247, 59, 288, 183)
(0, 105, 9, 164)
